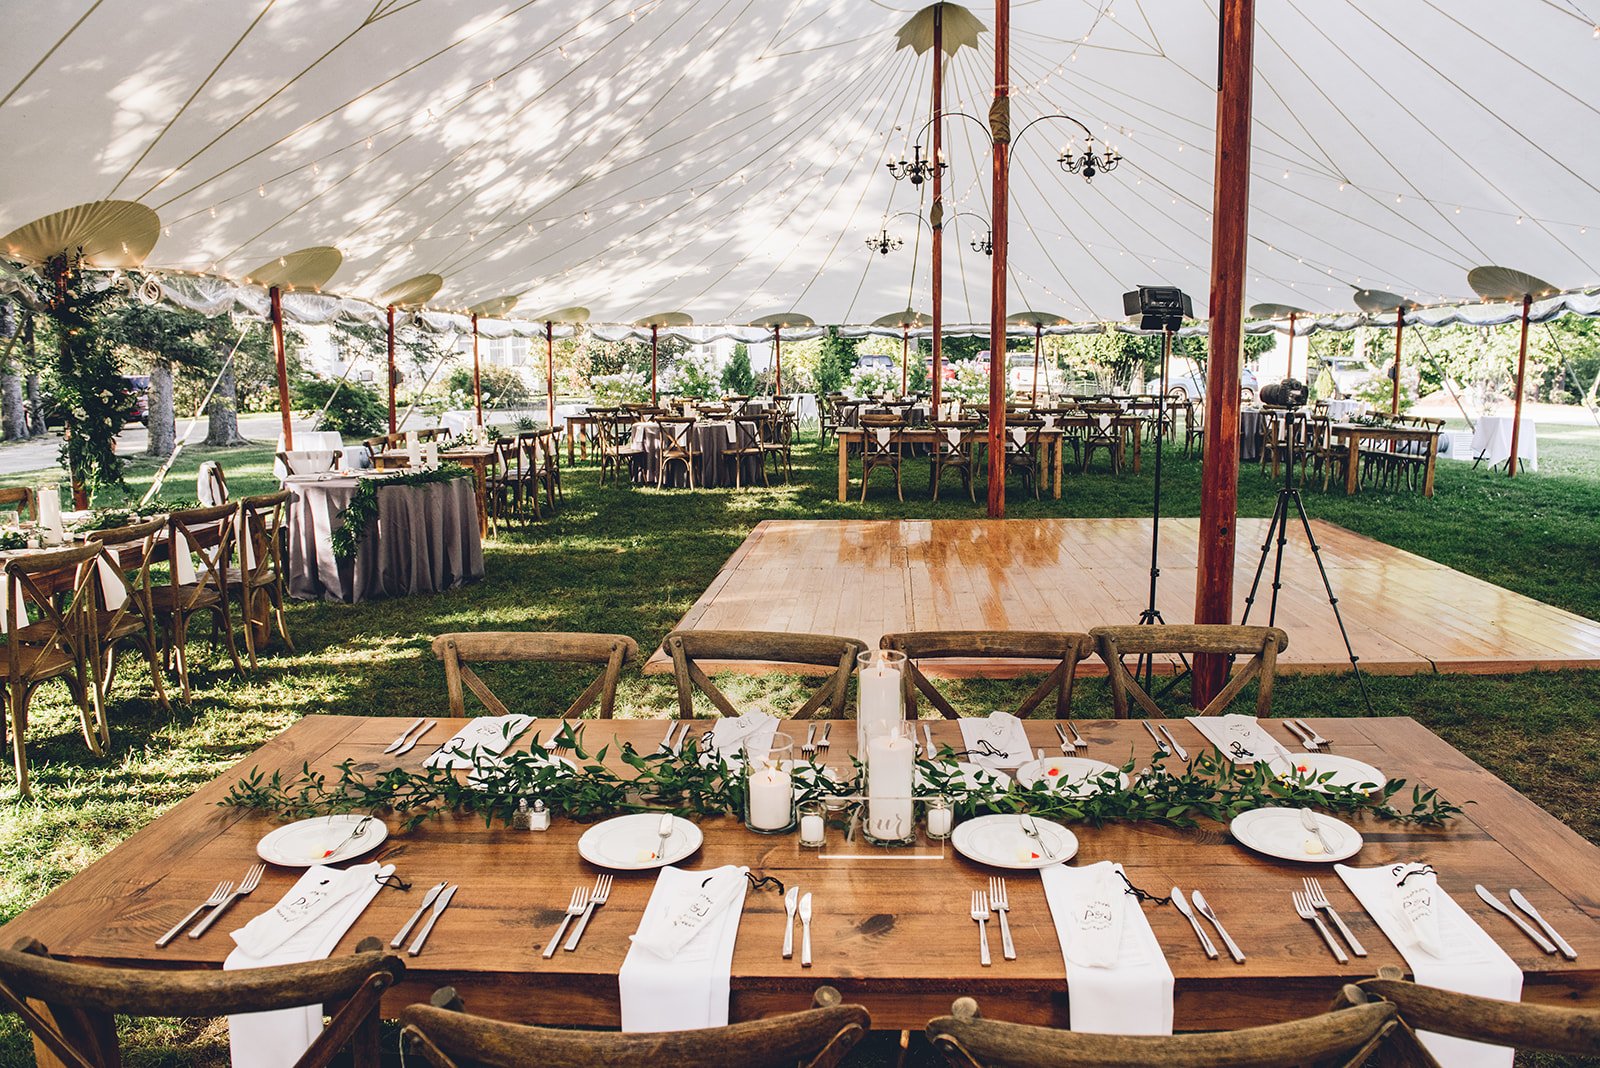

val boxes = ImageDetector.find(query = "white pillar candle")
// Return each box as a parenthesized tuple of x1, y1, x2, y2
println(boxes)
(747, 764, 793, 831)
(927, 805, 954, 838)
(405, 430, 422, 464)
(37, 488, 64, 544)
(866, 732, 916, 842)
(858, 658, 903, 739)
(799, 812, 825, 846)
(422, 442, 439, 468)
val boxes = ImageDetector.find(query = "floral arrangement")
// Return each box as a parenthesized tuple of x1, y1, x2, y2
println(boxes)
(848, 365, 897, 398)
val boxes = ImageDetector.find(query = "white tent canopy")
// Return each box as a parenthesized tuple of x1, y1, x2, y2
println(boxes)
(3, 1, 1599, 329)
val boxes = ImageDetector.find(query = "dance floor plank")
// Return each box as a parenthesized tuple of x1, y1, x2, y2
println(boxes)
(647, 518, 1600, 678)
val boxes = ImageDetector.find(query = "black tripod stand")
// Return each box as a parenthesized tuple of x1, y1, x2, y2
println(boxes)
(1239, 411, 1373, 713)
(1134, 325, 1188, 693)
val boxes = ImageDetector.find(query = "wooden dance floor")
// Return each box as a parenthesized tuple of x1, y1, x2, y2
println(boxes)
(644, 518, 1600, 677)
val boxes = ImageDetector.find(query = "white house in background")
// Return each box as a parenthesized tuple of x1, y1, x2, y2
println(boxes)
(294, 324, 383, 386)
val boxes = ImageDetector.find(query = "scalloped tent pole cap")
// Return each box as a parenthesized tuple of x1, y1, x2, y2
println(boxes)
(1467, 266, 1559, 302)
(1247, 302, 1310, 320)
(748, 313, 816, 329)
(532, 306, 591, 325)
(631, 312, 693, 328)
(243, 246, 342, 292)
(379, 273, 443, 308)
(871, 309, 933, 329)
(1352, 289, 1416, 315)
(1, 200, 160, 268)
(1006, 310, 1072, 327)
(467, 295, 519, 318)
(894, 3, 986, 54)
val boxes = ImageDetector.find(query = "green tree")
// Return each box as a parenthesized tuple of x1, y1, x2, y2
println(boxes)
(720, 343, 755, 394)
(106, 298, 217, 457)
(813, 327, 856, 395)
(446, 364, 532, 410)
(294, 376, 387, 436)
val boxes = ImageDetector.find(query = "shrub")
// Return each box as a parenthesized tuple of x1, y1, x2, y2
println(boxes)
(720, 343, 755, 395)
(446, 365, 533, 409)
(294, 376, 387, 436)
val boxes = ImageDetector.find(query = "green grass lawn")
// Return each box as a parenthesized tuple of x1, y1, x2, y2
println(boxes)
(2, 425, 1599, 1065)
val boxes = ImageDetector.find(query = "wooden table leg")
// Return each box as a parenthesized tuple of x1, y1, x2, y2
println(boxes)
(837, 434, 849, 502)
(1052, 436, 1063, 499)
(1132, 426, 1142, 474)
(1423, 439, 1437, 497)
(470, 458, 489, 537)
(568, 428, 576, 465)
(1345, 435, 1360, 495)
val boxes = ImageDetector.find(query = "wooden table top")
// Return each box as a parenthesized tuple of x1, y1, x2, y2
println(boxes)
(5, 715, 1596, 1032)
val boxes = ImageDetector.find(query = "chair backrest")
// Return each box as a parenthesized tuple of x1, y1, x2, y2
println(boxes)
(662, 629, 866, 720)
(859, 413, 901, 459)
(431, 631, 639, 719)
(3, 542, 102, 667)
(657, 416, 697, 452)
(166, 502, 237, 597)
(0, 937, 403, 1068)
(1003, 418, 1044, 455)
(1092, 624, 1288, 718)
(400, 985, 867, 1068)
(196, 461, 229, 506)
(880, 631, 1093, 720)
(90, 517, 165, 631)
(926, 995, 1401, 1068)
(1340, 973, 1600, 1060)
(931, 420, 978, 457)
(237, 490, 291, 579)
(277, 449, 343, 476)
(0, 486, 37, 523)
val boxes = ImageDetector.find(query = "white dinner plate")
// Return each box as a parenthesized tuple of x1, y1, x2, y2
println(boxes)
(1277, 753, 1385, 795)
(951, 813, 1079, 870)
(1229, 807, 1363, 863)
(916, 761, 1011, 798)
(1015, 756, 1128, 796)
(577, 813, 704, 870)
(257, 814, 389, 867)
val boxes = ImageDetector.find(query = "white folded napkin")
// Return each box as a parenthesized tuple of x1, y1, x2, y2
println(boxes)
(1337, 864, 1521, 1068)
(619, 865, 749, 1032)
(225, 862, 391, 1068)
(1010, 427, 1027, 447)
(1184, 714, 1294, 773)
(945, 426, 962, 448)
(1042, 414, 1056, 431)
(873, 427, 892, 446)
(723, 422, 737, 444)
(424, 714, 534, 769)
(959, 711, 1032, 770)
(1039, 862, 1174, 1035)
(707, 712, 779, 759)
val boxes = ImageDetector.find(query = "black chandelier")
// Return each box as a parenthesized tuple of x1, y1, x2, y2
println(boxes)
(1058, 136, 1121, 182)
(865, 226, 904, 256)
(886, 143, 946, 186)
(970, 229, 993, 256)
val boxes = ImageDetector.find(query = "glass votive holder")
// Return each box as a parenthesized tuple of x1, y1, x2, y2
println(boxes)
(797, 800, 826, 848)
(743, 732, 795, 834)
(925, 796, 955, 840)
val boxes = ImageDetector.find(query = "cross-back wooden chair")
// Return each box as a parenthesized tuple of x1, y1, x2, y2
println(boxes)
(277, 449, 343, 476)
(656, 416, 699, 489)
(195, 460, 229, 506)
(0, 486, 37, 524)
(2, 542, 102, 797)
(400, 984, 868, 1068)
(1002, 418, 1046, 499)
(153, 502, 245, 701)
(230, 490, 295, 670)
(0, 937, 404, 1068)
(1078, 404, 1125, 473)
(89, 518, 169, 721)
(859, 412, 904, 501)
(926, 995, 1405, 1068)
(487, 435, 526, 526)
(880, 631, 1094, 720)
(431, 631, 639, 719)
(725, 415, 768, 488)
(1335, 969, 1600, 1064)
(662, 629, 867, 720)
(930, 420, 980, 502)
(761, 408, 794, 483)
(1091, 624, 1288, 718)
(597, 412, 645, 488)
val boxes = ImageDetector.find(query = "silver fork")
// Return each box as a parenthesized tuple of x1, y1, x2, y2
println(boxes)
(1054, 724, 1073, 755)
(563, 875, 613, 951)
(543, 887, 589, 959)
(1066, 721, 1086, 751)
(817, 722, 832, 751)
(1297, 719, 1330, 749)
(551, 720, 573, 757)
(971, 890, 992, 967)
(157, 881, 231, 947)
(1303, 877, 1366, 956)
(1292, 890, 1349, 963)
(189, 863, 265, 938)
(801, 723, 817, 755)
(989, 878, 1017, 960)
(1284, 720, 1320, 752)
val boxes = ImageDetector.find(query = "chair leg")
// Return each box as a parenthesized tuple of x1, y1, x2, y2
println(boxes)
(171, 613, 193, 702)
(9, 684, 30, 799)
(272, 582, 295, 653)
(140, 625, 170, 713)
(895, 461, 903, 502)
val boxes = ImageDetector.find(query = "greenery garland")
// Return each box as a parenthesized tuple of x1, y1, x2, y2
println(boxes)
(330, 463, 472, 560)
(221, 725, 1463, 833)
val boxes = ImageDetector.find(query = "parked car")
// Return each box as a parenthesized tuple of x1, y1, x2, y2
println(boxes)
(1152, 368, 1259, 397)
(1316, 354, 1382, 397)
(855, 354, 894, 372)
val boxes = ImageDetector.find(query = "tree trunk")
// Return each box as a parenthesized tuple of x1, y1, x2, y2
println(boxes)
(146, 356, 176, 457)
(0, 345, 23, 441)
(25, 372, 45, 437)
(206, 360, 250, 446)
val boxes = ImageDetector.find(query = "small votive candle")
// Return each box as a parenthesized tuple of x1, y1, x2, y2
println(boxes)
(926, 796, 954, 840)
(798, 801, 826, 848)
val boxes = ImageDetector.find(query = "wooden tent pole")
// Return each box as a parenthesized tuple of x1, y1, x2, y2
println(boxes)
(930, 3, 945, 415)
(386, 304, 397, 434)
(1193, 0, 1256, 707)
(471, 313, 483, 427)
(1032, 324, 1042, 401)
(902, 329, 910, 395)
(1508, 293, 1532, 476)
(1285, 312, 1296, 381)
(986, 0, 1011, 519)
(546, 321, 555, 427)
(650, 324, 659, 406)
(1391, 306, 1404, 415)
(774, 325, 783, 395)
(270, 284, 293, 452)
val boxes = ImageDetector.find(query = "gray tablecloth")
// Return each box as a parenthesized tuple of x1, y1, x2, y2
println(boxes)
(284, 473, 483, 602)
(1239, 408, 1263, 461)
(630, 421, 761, 487)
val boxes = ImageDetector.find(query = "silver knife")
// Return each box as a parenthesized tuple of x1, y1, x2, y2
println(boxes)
(383, 717, 425, 754)
(1191, 890, 1245, 963)
(799, 892, 813, 968)
(1475, 885, 1556, 954)
(1171, 887, 1218, 959)
(1157, 724, 1189, 761)
(408, 884, 458, 956)
(782, 885, 799, 959)
(1509, 889, 1577, 960)
(1142, 720, 1171, 754)
(393, 720, 435, 756)
(391, 881, 448, 948)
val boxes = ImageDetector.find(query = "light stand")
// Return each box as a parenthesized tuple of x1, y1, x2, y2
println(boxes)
(1124, 287, 1192, 693)
(1239, 411, 1374, 713)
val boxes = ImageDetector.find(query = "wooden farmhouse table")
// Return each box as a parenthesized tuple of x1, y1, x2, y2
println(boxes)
(1329, 423, 1442, 497)
(5, 715, 1597, 1036)
(835, 428, 1067, 502)
(373, 447, 495, 536)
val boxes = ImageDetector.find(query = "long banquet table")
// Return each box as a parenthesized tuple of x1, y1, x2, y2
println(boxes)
(4, 715, 1595, 1034)
(835, 428, 1067, 502)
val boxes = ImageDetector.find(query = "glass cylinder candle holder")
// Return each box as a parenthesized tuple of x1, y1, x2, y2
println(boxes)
(856, 648, 906, 753)
(743, 732, 795, 834)
(863, 720, 917, 846)
(925, 796, 955, 840)
(797, 800, 826, 847)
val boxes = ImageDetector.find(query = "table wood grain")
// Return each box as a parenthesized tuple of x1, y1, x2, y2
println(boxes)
(3, 716, 1596, 1031)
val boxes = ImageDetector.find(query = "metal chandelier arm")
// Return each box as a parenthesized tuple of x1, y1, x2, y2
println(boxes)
(909, 109, 993, 145)
(1011, 112, 1095, 148)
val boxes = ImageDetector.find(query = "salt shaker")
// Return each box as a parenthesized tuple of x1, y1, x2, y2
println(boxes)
(511, 798, 532, 831)
(529, 799, 551, 831)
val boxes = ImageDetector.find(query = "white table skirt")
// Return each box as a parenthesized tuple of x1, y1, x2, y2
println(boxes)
(1471, 414, 1537, 471)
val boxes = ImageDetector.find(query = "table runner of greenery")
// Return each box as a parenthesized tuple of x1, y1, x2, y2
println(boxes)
(330, 462, 472, 560)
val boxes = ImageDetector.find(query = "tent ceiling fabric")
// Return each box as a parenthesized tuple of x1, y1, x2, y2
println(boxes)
(2, 2, 1598, 327)
(380, 273, 444, 308)
(748, 312, 816, 328)
(242, 246, 342, 291)
(0, 201, 160, 268)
